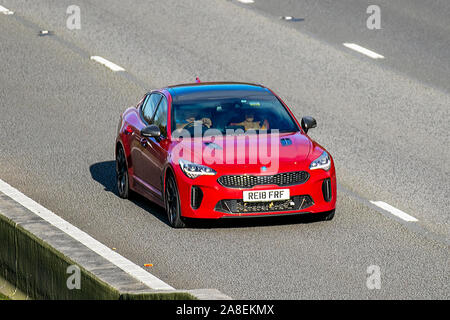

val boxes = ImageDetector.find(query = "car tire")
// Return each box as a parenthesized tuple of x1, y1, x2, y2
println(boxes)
(116, 145, 130, 199)
(165, 174, 186, 228)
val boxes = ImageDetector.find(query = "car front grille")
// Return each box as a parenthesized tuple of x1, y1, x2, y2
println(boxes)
(215, 195, 314, 214)
(217, 171, 309, 188)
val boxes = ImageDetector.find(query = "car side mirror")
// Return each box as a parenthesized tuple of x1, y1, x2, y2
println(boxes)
(301, 116, 317, 134)
(141, 124, 161, 138)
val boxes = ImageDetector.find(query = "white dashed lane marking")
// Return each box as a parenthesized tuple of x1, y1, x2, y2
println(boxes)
(90, 56, 125, 72)
(343, 43, 385, 59)
(370, 201, 418, 222)
(0, 5, 14, 15)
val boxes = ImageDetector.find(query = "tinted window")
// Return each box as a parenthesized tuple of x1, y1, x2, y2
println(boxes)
(142, 93, 162, 124)
(152, 96, 168, 137)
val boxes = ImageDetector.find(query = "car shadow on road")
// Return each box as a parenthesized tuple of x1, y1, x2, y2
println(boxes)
(89, 160, 169, 226)
(89, 160, 328, 229)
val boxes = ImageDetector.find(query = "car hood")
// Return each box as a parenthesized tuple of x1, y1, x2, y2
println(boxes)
(170, 132, 322, 174)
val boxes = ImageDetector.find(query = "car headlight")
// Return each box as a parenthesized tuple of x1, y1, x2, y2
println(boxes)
(179, 159, 217, 179)
(309, 151, 331, 171)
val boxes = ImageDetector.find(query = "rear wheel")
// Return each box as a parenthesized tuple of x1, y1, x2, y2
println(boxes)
(116, 145, 130, 199)
(165, 174, 186, 228)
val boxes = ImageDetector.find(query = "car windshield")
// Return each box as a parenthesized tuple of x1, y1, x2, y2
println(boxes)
(171, 89, 299, 136)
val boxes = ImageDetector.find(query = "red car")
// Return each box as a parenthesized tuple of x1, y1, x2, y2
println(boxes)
(115, 82, 336, 228)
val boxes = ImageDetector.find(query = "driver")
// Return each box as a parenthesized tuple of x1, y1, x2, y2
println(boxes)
(176, 110, 212, 130)
(229, 112, 269, 130)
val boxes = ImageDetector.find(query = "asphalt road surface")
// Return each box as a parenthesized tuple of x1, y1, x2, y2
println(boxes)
(0, 0, 448, 299)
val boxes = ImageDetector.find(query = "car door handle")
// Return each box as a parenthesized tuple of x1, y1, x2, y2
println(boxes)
(140, 137, 147, 147)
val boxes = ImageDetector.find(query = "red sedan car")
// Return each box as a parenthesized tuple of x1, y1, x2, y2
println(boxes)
(115, 82, 336, 228)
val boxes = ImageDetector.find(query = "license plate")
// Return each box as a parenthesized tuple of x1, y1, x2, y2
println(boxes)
(243, 189, 290, 202)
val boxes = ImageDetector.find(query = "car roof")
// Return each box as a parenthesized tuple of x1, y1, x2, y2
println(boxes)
(166, 82, 269, 97)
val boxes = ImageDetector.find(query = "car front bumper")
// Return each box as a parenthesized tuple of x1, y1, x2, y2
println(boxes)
(173, 166, 337, 219)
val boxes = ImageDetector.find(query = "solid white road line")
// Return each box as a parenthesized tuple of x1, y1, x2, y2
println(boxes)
(370, 201, 418, 222)
(0, 178, 175, 290)
(0, 5, 14, 15)
(90, 56, 125, 72)
(343, 43, 384, 59)
(237, 0, 255, 4)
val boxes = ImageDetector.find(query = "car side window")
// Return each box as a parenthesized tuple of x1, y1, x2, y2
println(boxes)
(151, 96, 168, 137)
(142, 93, 162, 124)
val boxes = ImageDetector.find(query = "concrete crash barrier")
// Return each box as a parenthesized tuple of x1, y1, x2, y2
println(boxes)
(0, 192, 229, 300)
(0, 213, 119, 299)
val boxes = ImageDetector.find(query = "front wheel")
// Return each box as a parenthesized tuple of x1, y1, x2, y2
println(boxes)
(165, 174, 186, 228)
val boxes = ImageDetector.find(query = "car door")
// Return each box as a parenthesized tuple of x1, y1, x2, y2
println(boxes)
(131, 92, 162, 194)
(140, 94, 169, 196)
